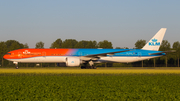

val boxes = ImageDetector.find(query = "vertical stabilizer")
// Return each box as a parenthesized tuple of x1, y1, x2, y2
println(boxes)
(142, 28, 167, 51)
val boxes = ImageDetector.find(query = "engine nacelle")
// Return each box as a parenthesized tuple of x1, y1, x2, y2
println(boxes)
(66, 57, 81, 67)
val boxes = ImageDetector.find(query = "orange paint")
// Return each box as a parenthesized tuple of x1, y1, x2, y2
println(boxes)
(3, 49, 72, 59)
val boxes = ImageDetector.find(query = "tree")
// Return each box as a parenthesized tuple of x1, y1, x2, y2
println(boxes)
(74, 40, 89, 48)
(97, 40, 113, 49)
(61, 39, 78, 48)
(159, 40, 171, 67)
(85, 41, 97, 48)
(0, 42, 7, 54)
(5, 40, 24, 51)
(50, 38, 62, 48)
(115, 47, 122, 49)
(116, 47, 129, 49)
(10, 42, 20, 50)
(173, 41, 180, 49)
(135, 39, 146, 49)
(159, 40, 171, 51)
(0, 42, 8, 67)
(35, 41, 44, 49)
(173, 41, 180, 67)
(24, 43, 29, 48)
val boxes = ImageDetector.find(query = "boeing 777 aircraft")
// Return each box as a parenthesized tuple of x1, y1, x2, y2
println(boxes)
(3, 28, 174, 69)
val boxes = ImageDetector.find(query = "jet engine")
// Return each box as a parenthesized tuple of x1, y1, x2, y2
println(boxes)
(66, 57, 81, 67)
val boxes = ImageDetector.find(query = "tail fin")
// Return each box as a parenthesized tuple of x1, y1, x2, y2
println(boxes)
(142, 28, 167, 51)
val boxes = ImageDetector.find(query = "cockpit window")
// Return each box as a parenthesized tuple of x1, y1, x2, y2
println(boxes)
(6, 53, 11, 55)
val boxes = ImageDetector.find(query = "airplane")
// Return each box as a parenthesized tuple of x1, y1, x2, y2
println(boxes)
(3, 28, 174, 69)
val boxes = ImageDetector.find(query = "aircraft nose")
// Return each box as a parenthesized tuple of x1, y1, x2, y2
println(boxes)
(3, 53, 12, 59)
(3, 54, 9, 59)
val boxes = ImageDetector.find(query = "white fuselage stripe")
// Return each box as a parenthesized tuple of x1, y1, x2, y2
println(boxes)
(7, 56, 160, 63)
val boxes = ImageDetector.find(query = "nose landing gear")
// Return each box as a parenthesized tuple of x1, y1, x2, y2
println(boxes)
(13, 62, 18, 69)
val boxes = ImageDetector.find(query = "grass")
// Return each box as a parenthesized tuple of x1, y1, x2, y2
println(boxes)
(1, 67, 180, 74)
(1, 67, 180, 100)
(0, 73, 180, 100)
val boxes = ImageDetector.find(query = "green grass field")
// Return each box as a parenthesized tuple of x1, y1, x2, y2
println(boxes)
(1, 67, 180, 100)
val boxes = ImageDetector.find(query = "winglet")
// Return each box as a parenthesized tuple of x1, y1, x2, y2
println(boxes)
(142, 28, 167, 51)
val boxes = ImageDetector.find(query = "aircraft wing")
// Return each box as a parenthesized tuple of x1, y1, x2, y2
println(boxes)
(149, 50, 176, 55)
(79, 50, 130, 61)
(85, 50, 130, 57)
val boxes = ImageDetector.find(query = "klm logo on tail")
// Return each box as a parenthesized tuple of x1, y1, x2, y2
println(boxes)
(142, 28, 166, 50)
(149, 38, 160, 46)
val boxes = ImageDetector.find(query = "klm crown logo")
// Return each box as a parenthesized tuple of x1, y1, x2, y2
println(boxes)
(152, 38, 157, 42)
(149, 38, 160, 46)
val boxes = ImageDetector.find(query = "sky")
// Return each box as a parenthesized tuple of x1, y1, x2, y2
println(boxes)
(0, 0, 180, 48)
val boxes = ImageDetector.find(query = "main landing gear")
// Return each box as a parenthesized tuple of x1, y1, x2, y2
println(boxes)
(81, 61, 97, 69)
(13, 62, 18, 69)
(81, 66, 97, 69)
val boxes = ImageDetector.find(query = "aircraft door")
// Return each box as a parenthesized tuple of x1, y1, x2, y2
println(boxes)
(41, 52, 46, 62)
(136, 52, 142, 61)
(42, 52, 46, 56)
(138, 52, 142, 57)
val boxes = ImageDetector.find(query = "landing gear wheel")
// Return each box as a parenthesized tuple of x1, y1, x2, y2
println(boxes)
(81, 66, 86, 69)
(80, 66, 97, 69)
(13, 62, 19, 69)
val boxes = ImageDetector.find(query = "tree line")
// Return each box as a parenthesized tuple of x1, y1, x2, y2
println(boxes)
(36, 39, 113, 49)
(0, 39, 180, 67)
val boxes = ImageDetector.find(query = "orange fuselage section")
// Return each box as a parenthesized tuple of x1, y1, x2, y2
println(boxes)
(3, 49, 74, 59)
